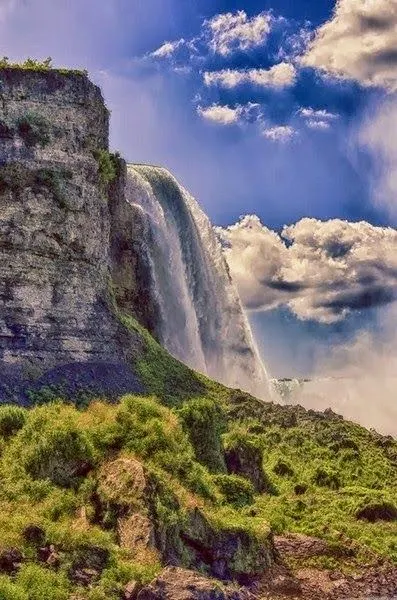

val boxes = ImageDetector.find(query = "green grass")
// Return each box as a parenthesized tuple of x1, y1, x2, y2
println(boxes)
(0, 56, 87, 76)
(0, 321, 394, 595)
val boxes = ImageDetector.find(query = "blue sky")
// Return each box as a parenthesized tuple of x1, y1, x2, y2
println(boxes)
(2, 0, 397, 377)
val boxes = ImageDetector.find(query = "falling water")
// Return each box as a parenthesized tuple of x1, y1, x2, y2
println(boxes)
(124, 164, 271, 398)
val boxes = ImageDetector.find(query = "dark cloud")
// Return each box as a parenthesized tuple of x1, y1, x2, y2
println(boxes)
(218, 216, 397, 323)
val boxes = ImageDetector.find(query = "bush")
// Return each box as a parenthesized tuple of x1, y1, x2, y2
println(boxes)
(0, 576, 28, 600)
(0, 406, 26, 438)
(5, 404, 96, 488)
(355, 501, 397, 523)
(114, 396, 215, 499)
(213, 474, 255, 508)
(312, 467, 341, 490)
(93, 150, 120, 186)
(178, 398, 226, 473)
(273, 460, 295, 478)
(15, 564, 69, 600)
(17, 113, 51, 148)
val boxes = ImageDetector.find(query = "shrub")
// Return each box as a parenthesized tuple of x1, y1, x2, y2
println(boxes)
(178, 398, 226, 473)
(0, 576, 28, 600)
(213, 474, 255, 508)
(17, 113, 51, 148)
(15, 564, 69, 600)
(0, 56, 87, 75)
(355, 501, 397, 523)
(114, 396, 215, 498)
(312, 467, 341, 490)
(0, 163, 72, 207)
(0, 406, 26, 438)
(294, 483, 308, 495)
(93, 150, 121, 186)
(273, 459, 295, 477)
(224, 431, 275, 494)
(5, 404, 96, 488)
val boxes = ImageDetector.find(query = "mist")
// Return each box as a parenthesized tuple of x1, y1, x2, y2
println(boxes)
(278, 98, 397, 437)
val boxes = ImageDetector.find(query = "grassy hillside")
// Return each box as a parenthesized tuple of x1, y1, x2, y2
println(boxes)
(0, 321, 395, 598)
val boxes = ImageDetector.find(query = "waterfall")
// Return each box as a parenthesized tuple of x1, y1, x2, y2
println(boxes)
(124, 164, 271, 398)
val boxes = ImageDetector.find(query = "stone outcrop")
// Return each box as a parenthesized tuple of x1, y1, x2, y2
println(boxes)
(137, 567, 256, 600)
(95, 457, 275, 584)
(0, 67, 143, 401)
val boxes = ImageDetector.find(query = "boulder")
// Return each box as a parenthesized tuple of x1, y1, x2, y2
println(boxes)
(0, 548, 23, 573)
(137, 567, 255, 600)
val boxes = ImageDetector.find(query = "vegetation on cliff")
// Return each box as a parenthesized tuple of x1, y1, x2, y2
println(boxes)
(0, 337, 395, 599)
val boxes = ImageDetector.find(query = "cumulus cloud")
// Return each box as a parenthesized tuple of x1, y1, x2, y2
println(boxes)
(205, 10, 272, 56)
(197, 104, 241, 125)
(197, 102, 261, 126)
(298, 107, 339, 131)
(218, 216, 397, 322)
(203, 62, 296, 89)
(150, 39, 185, 58)
(262, 125, 296, 141)
(302, 0, 397, 91)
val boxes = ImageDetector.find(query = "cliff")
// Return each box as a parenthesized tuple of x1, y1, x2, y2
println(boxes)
(0, 67, 144, 401)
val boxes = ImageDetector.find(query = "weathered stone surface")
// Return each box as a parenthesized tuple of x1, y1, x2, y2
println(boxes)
(0, 68, 143, 401)
(137, 567, 256, 600)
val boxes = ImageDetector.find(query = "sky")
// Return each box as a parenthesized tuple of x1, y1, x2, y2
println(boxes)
(2, 0, 397, 382)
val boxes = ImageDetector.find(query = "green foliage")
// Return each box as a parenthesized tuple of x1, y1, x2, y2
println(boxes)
(16, 113, 51, 148)
(0, 406, 26, 438)
(118, 314, 209, 406)
(93, 150, 121, 187)
(312, 467, 341, 490)
(213, 474, 254, 508)
(34, 167, 73, 207)
(15, 565, 69, 600)
(273, 460, 295, 477)
(3, 403, 96, 488)
(178, 398, 226, 473)
(0, 56, 87, 75)
(114, 396, 216, 499)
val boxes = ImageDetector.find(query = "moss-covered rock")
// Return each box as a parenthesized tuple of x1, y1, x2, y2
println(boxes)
(223, 433, 273, 494)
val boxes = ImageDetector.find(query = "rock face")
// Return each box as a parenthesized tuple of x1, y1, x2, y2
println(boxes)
(137, 567, 255, 600)
(95, 457, 275, 584)
(0, 68, 142, 400)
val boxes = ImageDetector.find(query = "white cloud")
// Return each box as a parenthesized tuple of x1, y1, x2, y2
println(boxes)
(298, 107, 339, 131)
(204, 62, 296, 89)
(299, 107, 338, 120)
(205, 10, 272, 56)
(262, 125, 296, 141)
(197, 104, 241, 125)
(150, 39, 185, 59)
(302, 0, 397, 91)
(197, 102, 261, 126)
(306, 119, 330, 130)
(218, 216, 397, 323)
